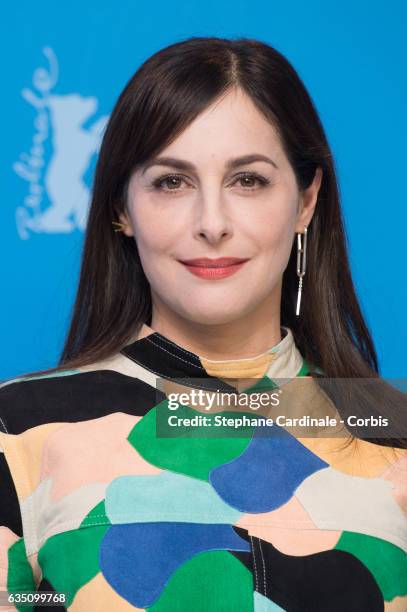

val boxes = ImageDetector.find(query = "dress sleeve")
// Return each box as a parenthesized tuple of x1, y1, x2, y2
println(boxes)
(0, 419, 36, 611)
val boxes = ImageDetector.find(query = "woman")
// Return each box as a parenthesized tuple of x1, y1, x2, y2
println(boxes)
(0, 37, 406, 611)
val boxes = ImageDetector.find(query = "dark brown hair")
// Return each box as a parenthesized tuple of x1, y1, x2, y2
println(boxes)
(6, 37, 406, 448)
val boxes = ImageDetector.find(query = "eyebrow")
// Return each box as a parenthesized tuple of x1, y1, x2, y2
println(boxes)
(141, 153, 278, 175)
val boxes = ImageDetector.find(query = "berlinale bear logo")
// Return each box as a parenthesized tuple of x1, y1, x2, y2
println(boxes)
(13, 46, 108, 239)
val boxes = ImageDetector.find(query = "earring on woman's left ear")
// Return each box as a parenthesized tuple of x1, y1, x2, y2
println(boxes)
(295, 225, 308, 316)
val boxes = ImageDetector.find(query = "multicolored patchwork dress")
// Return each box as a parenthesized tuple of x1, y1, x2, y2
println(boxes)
(0, 324, 406, 611)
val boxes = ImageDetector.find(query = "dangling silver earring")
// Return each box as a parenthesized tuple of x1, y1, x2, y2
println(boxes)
(296, 226, 308, 316)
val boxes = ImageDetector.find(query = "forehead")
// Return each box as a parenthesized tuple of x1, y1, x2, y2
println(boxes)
(158, 87, 284, 163)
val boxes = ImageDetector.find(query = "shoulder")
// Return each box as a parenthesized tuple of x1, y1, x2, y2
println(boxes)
(0, 356, 162, 435)
(0, 366, 122, 435)
(0, 368, 86, 434)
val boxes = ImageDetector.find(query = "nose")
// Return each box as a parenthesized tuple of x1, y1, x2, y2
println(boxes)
(192, 187, 233, 244)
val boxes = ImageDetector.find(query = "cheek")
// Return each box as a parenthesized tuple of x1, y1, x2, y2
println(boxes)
(134, 231, 171, 282)
(129, 196, 172, 255)
(129, 201, 178, 284)
(244, 198, 297, 263)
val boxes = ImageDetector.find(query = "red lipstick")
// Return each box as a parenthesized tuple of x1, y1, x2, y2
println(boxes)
(178, 257, 250, 279)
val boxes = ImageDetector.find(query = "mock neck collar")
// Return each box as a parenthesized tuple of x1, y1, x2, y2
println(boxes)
(120, 322, 307, 391)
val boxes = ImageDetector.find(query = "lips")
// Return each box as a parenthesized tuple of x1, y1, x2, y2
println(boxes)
(178, 257, 250, 280)
(179, 257, 250, 267)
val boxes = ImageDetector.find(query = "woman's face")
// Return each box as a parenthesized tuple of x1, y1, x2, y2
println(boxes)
(120, 86, 321, 325)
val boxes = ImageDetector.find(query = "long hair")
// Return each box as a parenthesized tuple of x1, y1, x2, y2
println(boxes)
(7, 37, 406, 448)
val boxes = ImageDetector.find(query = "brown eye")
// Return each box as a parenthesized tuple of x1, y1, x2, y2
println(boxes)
(240, 176, 256, 187)
(231, 172, 270, 189)
(164, 176, 182, 189)
(152, 174, 190, 192)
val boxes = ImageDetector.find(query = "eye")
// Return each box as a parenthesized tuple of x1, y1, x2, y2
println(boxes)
(151, 171, 271, 193)
(152, 174, 191, 192)
(230, 172, 271, 190)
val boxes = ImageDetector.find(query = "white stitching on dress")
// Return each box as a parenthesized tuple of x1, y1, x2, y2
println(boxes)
(150, 332, 202, 358)
(0, 416, 9, 433)
(120, 350, 225, 391)
(250, 534, 259, 592)
(258, 536, 267, 597)
(145, 336, 204, 370)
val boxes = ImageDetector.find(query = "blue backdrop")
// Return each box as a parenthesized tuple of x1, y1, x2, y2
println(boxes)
(2, 1, 406, 380)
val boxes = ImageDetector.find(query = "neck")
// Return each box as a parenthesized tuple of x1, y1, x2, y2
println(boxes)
(149, 288, 282, 361)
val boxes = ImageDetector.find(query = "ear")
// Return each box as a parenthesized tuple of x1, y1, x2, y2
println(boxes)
(117, 208, 135, 237)
(295, 166, 323, 233)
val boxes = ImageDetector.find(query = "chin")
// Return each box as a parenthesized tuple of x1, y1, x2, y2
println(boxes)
(178, 304, 250, 326)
